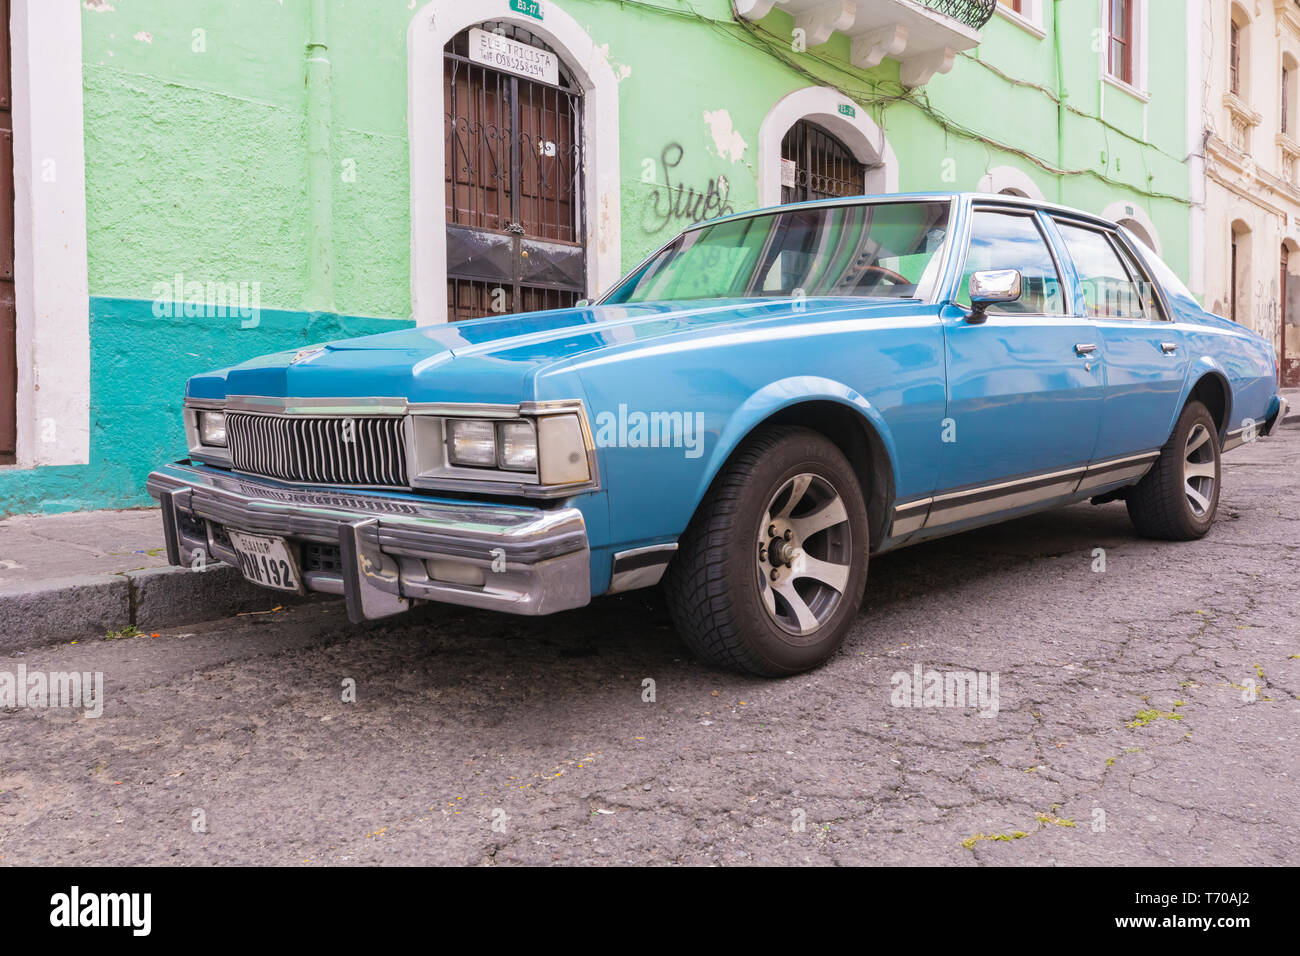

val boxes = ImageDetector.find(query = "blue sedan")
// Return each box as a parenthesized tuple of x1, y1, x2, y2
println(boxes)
(149, 193, 1289, 675)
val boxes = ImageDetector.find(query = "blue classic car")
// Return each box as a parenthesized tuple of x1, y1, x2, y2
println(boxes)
(149, 193, 1288, 675)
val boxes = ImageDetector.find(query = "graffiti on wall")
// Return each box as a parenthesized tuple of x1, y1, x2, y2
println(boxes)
(644, 143, 737, 234)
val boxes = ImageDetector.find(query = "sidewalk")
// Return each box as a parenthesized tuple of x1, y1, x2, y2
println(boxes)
(0, 507, 317, 652)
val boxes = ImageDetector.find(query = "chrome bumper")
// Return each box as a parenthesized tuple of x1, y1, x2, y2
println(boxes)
(1269, 395, 1289, 433)
(146, 461, 591, 623)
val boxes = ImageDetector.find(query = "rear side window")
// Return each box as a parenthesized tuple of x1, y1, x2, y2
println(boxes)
(1054, 221, 1150, 320)
(958, 210, 1065, 315)
(1111, 236, 1166, 320)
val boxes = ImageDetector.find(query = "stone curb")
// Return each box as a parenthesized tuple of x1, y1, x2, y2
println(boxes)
(0, 563, 324, 653)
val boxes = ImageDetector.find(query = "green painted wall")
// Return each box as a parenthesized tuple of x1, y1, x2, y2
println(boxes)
(1, 0, 1190, 515)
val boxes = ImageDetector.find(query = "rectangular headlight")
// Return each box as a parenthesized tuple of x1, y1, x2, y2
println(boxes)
(198, 410, 227, 446)
(497, 421, 537, 472)
(446, 419, 497, 467)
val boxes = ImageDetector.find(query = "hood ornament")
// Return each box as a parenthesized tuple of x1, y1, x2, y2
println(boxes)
(290, 346, 327, 365)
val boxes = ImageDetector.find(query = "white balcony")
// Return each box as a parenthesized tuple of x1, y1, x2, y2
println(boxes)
(735, 0, 991, 87)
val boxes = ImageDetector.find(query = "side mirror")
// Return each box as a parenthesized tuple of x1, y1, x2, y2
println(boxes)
(574, 299, 590, 308)
(967, 269, 1022, 324)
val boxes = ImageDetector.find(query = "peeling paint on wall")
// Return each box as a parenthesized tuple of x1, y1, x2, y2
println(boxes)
(702, 109, 747, 163)
(594, 42, 632, 82)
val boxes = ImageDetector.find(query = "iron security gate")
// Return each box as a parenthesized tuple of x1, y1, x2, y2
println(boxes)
(780, 119, 867, 205)
(443, 24, 585, 322)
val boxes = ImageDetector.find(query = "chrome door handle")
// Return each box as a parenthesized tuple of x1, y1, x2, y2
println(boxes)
(1074, 343, 1097, 356)
(1160, 342, 1178, 354)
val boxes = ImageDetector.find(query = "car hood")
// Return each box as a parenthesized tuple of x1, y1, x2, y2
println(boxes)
(190, 297, 920, 404)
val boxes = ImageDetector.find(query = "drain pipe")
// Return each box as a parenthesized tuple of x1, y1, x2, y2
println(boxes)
(306, 0, 335, 312)
(1053, 0, 1065, 204)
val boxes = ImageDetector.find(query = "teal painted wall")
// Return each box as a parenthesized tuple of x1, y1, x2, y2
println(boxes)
(0, 298, 408, 514)
(1, 0, 1190, 515)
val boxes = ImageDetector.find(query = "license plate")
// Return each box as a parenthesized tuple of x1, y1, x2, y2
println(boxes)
(227, 530, 301, 592)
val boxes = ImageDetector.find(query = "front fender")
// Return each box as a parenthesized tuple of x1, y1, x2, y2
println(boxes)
(697, 376, 899, 506)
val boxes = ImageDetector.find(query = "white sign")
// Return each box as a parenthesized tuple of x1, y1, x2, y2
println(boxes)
(780, 157, 797, 189)
(468, 27, 559, 86)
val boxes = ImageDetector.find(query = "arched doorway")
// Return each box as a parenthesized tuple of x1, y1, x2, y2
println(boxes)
(408, 0, 621, 326)
(976, 166, 1045, 201)
(1118, 218, 1155, 250)
(443, 23, 585, 321)
(780, 120, 866, 203)
(757, 87, 896, 207)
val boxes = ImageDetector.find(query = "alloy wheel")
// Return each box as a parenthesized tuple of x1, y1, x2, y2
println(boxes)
(755, 473, 854, 639)
(1183, 422, 1217, 518)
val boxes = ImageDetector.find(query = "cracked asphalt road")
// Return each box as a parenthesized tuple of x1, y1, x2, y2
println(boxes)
(1, 426, 1297, 866)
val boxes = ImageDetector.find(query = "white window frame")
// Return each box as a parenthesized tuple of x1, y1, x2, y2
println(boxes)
(1099, 0, 1149, 101)
(994, 0, 1046, 39)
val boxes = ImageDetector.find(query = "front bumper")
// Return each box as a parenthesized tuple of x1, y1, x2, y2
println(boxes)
(147, 461, 591, 622)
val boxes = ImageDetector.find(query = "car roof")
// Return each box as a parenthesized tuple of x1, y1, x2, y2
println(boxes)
(692, 191, 1121, 233)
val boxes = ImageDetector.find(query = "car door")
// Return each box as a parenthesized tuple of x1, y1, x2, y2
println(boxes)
(1050, 218, 1189, 490)
(933, 205, 1105, 527)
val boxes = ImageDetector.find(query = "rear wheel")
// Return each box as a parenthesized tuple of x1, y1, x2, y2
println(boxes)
(1125, 400, 1221, 540)
(663, 426, 869, 676)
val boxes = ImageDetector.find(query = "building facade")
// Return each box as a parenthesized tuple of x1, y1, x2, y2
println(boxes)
(0, 0, 1193, 515)
(1198, 0, 1300, 387)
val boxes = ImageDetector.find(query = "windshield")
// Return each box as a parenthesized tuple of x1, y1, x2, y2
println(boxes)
(602, 200, 953, 305)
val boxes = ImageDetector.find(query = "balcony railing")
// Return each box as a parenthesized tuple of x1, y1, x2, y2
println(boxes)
(922, 0, 996, 30)
(734, 0, 990, 87)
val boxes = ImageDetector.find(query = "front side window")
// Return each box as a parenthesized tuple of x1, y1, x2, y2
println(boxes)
(1055, 221, 1149, 320)
(602, 201, 952, 305)
(957, 210, 1065, 315)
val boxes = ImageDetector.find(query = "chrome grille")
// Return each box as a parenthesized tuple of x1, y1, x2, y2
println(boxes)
(225, 413, 409, 487)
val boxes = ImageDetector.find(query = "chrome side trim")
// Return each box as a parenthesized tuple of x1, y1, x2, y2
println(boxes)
(890, 497, 931, 537)
(1223, 427, 1247, 452)
(1075, 450, 1159, 493)
(608, 543, 678, 594)
(892, 451, 1163, 535)
(925, 465, 1085, 527)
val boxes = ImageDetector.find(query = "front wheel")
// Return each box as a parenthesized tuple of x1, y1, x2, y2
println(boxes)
(1125, 399, 1221, 540)
(663, 426, 870, 676)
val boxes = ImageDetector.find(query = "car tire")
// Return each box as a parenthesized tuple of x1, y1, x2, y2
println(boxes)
(1125, 399, 1221, 541)
(663, 426, 870, 676)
